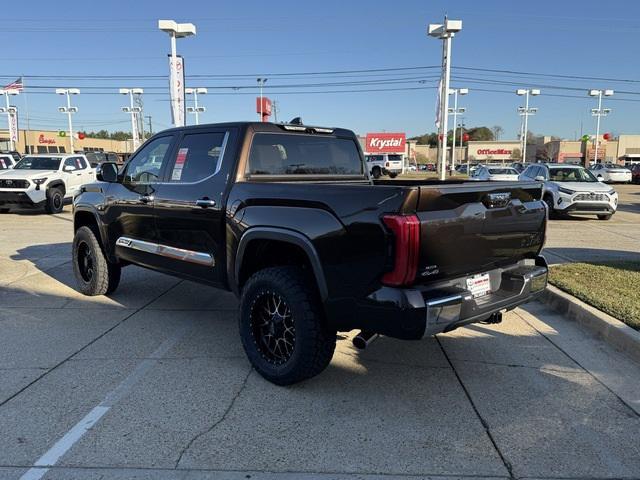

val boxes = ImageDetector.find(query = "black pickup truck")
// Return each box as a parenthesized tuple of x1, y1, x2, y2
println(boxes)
(72, 121, 548, 385)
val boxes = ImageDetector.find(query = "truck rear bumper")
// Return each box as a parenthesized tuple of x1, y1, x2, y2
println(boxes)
(348, 256, 548, 340)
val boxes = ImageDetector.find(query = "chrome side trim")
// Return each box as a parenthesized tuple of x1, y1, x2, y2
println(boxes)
(115, 236, 215, 267)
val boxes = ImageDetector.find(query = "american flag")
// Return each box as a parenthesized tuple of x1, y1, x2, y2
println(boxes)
(3, 77, 23, 91)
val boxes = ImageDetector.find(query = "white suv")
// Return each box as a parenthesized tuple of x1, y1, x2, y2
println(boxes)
(365, 154, 403, 179)
(0, 154, 95, 213)
(519, 163, 618, 220)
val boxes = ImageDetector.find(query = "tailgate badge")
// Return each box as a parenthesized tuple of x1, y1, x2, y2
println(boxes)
(483, 192, 511, 209)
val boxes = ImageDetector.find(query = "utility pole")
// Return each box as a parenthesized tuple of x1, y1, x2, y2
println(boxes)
(272, 100, 279, 123)
(146, 115, 153, 135)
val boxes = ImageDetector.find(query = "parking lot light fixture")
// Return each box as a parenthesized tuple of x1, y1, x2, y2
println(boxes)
(589, 89, 614, 165)
(516, 88, 540, 163)
(1, 88, 19, 151)
(448, 88, 468, 172)
(120, 88, 144, 150)
(158, 20, 196, 128)
(56, 88, 80, 152)
(185, 87, 207, 125)
(428, 18, 462, 180)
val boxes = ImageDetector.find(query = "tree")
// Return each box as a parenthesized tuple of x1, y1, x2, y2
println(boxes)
(536, 145, 552, 161)
(511, 148, 522, 160)
(492, 125, 504, 140)
(110, 131, 132, 141)
(466, 126, 494, 141)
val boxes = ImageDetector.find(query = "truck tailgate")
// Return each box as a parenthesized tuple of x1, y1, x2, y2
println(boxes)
(414, 182, 545, 283)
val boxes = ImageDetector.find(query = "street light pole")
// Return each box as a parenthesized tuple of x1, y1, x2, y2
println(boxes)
(516, 88, 540, 163)
(186, 87, 207, 125)
(56, 88, 79, 153)
(589, 89, 613, 165)
(428, 18, 462, 181)
(448, 88, 468, 172)
(257, 78, 267, 121)
(120, 88, 143, 150)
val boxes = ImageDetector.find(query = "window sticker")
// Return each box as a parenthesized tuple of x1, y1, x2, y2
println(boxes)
(171, 148, 189, 181)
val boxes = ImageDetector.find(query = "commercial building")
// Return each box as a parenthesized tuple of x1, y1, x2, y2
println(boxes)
(467, 141, 521, 162)
(0, 129, 131, 156)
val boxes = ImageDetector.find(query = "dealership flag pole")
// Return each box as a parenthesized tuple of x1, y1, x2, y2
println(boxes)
(428, 17, 462, 181)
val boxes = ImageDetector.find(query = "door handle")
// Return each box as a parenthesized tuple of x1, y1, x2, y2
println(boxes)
(139, 195, 154, 203)
(195, 198, 216, 208)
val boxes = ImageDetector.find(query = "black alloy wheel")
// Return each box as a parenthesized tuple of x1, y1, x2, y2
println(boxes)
(76, 240, 95, 283)
(239, 267, 336, 385)
(249, 290, 295, 365)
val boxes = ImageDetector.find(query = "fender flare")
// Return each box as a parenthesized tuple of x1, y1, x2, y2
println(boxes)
(73, 205, 113, 259)
(234, 227, 328, 301)
(47, 180, 66, 195)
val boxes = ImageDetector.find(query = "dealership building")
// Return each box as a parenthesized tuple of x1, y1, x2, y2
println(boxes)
(0, 129, 131, 156)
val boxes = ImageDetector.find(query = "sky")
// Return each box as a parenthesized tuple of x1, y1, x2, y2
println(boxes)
(3, 0, 640, 141)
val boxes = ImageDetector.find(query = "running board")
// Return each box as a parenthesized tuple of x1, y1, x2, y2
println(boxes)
(115, 236, 215, 267)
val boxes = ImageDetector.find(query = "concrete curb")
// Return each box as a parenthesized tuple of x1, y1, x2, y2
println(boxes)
(540, 285, 640, 364)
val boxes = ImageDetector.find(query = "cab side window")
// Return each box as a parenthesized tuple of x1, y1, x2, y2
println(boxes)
(166, 132, 227, 183)
(63, 157, 78, 171)
(75, 157, 88, 170)
(122, 136, 174, 185)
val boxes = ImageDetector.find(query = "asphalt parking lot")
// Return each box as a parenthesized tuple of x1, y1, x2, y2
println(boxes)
(1, 185, 640, 480)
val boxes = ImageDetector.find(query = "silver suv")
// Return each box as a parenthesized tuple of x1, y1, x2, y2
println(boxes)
(519, 163, 618, 220)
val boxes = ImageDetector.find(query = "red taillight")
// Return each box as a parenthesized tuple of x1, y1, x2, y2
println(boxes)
(382, 214, 420, 286)
(385, 161, 390, 167)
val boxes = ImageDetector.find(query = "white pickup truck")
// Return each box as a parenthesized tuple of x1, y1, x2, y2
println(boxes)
(0, 154, 95, 213)
(365, 154, 403, 179)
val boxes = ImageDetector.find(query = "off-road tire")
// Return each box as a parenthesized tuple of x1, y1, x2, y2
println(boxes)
(597, 214, 612, 221)
(371, 167, 381, 179)
(72, 226, 121, 296)
(239, 266, 336, 386)
(0, 208, 9, 213)
(388, 172, 398, 179)
(45, 187, 64, 214)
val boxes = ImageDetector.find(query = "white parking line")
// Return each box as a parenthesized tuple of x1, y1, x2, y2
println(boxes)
(19, 324, 192, 480)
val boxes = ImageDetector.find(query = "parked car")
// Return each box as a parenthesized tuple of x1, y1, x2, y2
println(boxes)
(0, 154, 95, 213)
(0, 154, 15, 170)
(520, 163, 617, 220)
(72, 121, 548, 385)
(425, 163, 436, 171)
(511, 162, 525, 173)
(84, 151, 107, 167)
(408, 164, 417, 172)
(590, 163, 632, 183)
(0, 150, 21, 162)
(365, 154, 403, 178)
(631, 164, 640, 184)
(470, 165, 520, 181)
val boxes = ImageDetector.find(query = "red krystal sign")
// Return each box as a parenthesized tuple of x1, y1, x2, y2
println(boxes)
(365, 133, 406, 153)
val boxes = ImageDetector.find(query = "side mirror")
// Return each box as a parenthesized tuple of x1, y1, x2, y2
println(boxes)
(534, 175, 545, 181)
(96, 162, 118, 183)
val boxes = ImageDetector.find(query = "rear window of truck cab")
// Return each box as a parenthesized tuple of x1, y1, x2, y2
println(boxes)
(247, 133, 363, 176)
